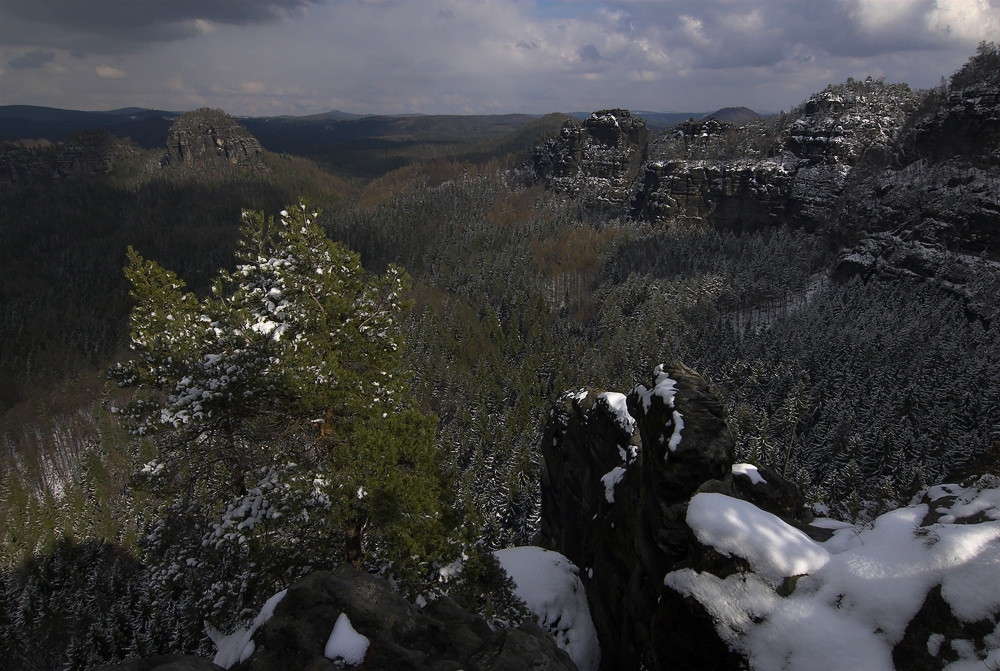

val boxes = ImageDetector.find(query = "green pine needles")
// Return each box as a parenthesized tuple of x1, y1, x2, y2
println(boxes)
(112, 201, 453, 588)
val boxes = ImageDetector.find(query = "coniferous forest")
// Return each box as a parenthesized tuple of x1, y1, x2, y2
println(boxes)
(0, 43, 998, 671)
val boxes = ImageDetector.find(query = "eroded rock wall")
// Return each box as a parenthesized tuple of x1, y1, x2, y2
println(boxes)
(540, 363, 814, 671)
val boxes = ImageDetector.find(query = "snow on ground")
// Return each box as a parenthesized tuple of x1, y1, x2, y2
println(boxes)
(495, 546, 601, 671)
(666, 475, 1000, 671)
(210, 589, 287, 668)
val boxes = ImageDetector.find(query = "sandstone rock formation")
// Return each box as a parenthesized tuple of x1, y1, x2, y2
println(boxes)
(836, 75, 1000, 259)
(233, 566, 576, 671)
(539, 363, 1000, 671)
(162, 109, 267, 173)
(539, 362, 816, 671)
(532, 109, 648, 211)
(532, 71, 998, 266)
(0, 129, 121, 185)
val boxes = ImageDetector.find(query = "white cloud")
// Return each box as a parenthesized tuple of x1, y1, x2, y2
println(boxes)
(96, 64, 126, 78)
(927, 0, 1000, 41)
(851, 0, 926, 33)
(192, 19, 217, 35)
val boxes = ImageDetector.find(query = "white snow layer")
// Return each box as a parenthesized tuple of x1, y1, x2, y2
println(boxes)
(495, 546, 601, 671)
(687, 493, 830, 585)
(325, 612, 370, 665)
(601, 466, 626, 503)
(633, 364, 684, 455)
(732, 463, 767, 485)
(597, 392, 635, 434)
(634, 363, 678, 413)
(210, 589, 287, 668)
(667, 477, 1000, 671)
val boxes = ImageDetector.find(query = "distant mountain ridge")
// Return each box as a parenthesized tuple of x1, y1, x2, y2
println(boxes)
(2, 104, 767, 149)
(0, 105, 181, 149)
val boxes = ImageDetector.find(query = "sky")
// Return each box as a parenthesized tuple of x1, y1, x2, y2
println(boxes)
(0, 0, 997, 117)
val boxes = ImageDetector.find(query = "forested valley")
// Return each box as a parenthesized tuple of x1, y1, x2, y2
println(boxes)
(0, 43, 998, 671)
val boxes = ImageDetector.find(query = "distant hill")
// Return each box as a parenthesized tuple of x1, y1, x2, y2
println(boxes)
(239, 112, 546, 179)
(0, 105, 574, 180)
(295, 109, 371, 121)
(0, 105, 181, 148)
(702, 106, 762, 123)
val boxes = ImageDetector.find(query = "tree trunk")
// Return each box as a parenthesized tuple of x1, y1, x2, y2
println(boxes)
(346, 525, 363, 569)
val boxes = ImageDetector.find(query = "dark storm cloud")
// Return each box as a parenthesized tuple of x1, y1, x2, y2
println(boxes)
(0, 0, 323, 52)
(7, 49, 56, 69)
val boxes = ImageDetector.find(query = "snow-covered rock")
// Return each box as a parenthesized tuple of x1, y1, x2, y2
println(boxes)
(668, 475, 1000, 671)
(495, 546, 600, 671)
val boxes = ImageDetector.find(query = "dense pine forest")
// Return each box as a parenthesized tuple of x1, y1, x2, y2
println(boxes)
(0, 43, 998, 670)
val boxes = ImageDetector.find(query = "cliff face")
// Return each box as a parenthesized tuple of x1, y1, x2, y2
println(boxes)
(835, 76, 1000, 259)
(531, 71, 999, 268)
(540, 363, 814, 671)
(630, 78, 920, 233)
(162, 108, 267, 173)
(532, 109, 649, 211)
(534, 73, 997, 248)
(0, 129, 121, 185)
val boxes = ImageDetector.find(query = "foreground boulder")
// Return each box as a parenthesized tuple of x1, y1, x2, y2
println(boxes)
(223, 565, 576, 671)
(91, 564, 577, 671)
(89, 655, 224, 671)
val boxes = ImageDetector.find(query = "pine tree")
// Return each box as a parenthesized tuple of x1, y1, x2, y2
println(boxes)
(111, 201, 453, 590)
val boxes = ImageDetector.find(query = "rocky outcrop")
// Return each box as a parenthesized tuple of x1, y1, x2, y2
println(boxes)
(229, 566, 575, 671)
(0, 129, 120, 185)
(162, 109, 267, 173)
(89, 655, 224, 671)
(834, 75, 1000, 259)
(540, 363, 1000, 671)
(532, 110, 648, 211)
(86, 564, 578, 671)
(532, 72, 998, 264)
(630, 158, 796, 229)
(540, 362, 815, 671)
(627, 78, 920, 233)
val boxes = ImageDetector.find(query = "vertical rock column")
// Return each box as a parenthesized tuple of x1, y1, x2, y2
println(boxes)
(540, 362, 742, 671)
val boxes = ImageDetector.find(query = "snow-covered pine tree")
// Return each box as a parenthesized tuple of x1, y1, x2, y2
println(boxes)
(111, 202, 454, 594)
